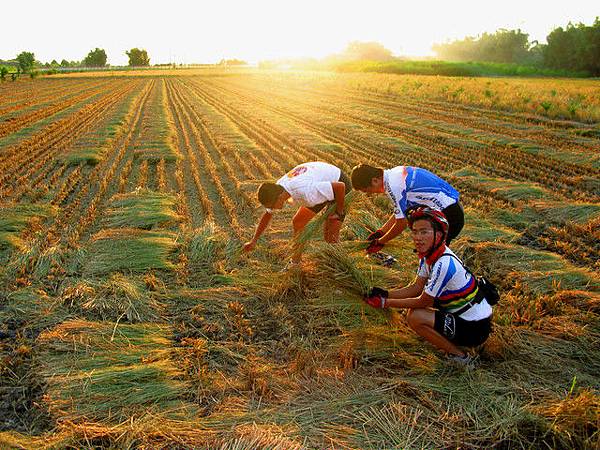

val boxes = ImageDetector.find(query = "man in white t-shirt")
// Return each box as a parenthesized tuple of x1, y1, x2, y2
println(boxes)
(351, 164, 463, 254)
(362, 206, 493, 366)
(242, 162, 352, 264)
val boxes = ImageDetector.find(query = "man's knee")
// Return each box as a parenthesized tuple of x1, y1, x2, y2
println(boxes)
(292, 208, 314, 232)
(406, 308, 431, 330)
(292, 217, 304, 232)
(406, 308, 419, 330)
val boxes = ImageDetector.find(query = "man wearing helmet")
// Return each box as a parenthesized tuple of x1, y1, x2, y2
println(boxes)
(363, 207, 492, 366)
(350, 164, 463, 254)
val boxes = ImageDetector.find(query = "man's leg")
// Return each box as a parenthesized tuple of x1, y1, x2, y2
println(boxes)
(291, 207, 316, 262)
(323, 216, 342, 243)
(442, 202, 464, 244)
(406, 308, 464, 356)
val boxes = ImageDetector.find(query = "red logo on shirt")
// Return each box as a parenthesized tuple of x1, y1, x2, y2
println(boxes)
(287, 166, 308, 178)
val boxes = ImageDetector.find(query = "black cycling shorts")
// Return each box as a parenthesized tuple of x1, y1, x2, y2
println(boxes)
(308, 170, 353, 218)
(441, 201, 464, 244)
(434, 310, 491, 347)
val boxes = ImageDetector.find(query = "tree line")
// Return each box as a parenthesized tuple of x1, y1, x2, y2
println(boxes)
(433, 18, 600, 76)
(1, 48, 151, 75)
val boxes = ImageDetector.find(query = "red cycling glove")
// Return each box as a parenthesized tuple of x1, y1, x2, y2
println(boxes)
(363, 293, 387, 309)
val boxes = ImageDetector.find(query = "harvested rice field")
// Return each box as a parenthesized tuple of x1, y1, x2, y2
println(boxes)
(0, 69, 599, 449)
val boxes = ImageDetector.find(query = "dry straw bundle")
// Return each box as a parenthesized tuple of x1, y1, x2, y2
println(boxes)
(295, 191, 359, 246)
(84, 228, 178, 276)
(103, 189, 182, 230)
(0, 203, 57, 251)
(38, 320, 192, 423)
(61, 273, 163, 322)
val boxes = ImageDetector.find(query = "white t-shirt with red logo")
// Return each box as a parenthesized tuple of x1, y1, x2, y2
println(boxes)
(274, 162, 341, 208)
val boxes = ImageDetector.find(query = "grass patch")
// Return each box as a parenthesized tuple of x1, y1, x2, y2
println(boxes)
(84, 228, 178, 276)
(493, 207, 542, 230)
(460, 210, 519, 243)
(133, 144, 179, 162)
(493, 184, 546, 201)
(453, 168, 549, 202)
(62, 148, 103, 166)
(0, 231, 25, 252)
(0, 203, 56, 250)
(533, 388, 600, 448)
(61, 273, 164, 322)
(530, 201, 600, 225)
(103, 189, 181, 229)
(188, 221, 226, 268)
(38, 320, 193, 423)
(342, 206, 385, 241)
(331, 60, 587, 78)
(515, 143, 600, 169)
(313, 243, 387, 296)
(0, 287, 62, 325)
(296, 191, 358, 245)
(465, 242, 599, 296)
(308, 242, 410, 331)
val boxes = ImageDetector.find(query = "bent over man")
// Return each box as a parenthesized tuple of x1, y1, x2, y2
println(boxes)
(351, 164, 464, 254)
(243, 161, 352, 265)
(363, 207, 493, 366)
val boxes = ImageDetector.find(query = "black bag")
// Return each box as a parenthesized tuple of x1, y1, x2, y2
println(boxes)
(477, 276, 500, 306)
(439, 254, 501, 314)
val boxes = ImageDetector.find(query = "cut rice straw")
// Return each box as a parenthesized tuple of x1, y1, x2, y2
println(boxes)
(295, 191, 358, 245)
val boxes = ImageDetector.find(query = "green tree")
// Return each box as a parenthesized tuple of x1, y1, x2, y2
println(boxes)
(16, 51, 35, 73)
(433, 29, 531, 64)
(341, 41, 393, 61)
(544, 18, 600, 75)
(83, 48, 107, 67)
(126, 48, 150, 66)
(544, 24, 580, 70)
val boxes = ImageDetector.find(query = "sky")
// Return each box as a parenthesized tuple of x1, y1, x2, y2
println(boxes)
(2, 0, 598, 65)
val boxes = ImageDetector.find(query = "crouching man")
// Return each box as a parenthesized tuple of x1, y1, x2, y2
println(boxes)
(363, 207, 492, 366)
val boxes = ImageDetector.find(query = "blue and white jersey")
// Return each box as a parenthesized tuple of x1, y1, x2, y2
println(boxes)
(384, 166, 459, 219)
(417, 248, 492, 321)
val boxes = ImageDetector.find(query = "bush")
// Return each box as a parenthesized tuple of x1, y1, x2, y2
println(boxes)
(332, 60, 588, 78)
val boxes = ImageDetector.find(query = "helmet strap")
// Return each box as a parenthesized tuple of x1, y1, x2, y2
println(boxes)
(424, 227, 447, 265)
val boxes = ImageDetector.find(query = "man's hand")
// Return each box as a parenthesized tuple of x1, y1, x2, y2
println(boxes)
(242, 241, 256, 253)
(363, 292, 387, 309)
(368, 287, 389, 298)
(366, 240, 384, 254)
(367, 230, 384, 241)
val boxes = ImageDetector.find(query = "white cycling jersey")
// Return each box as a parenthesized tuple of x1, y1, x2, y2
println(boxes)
(417, 248, 492, 321)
